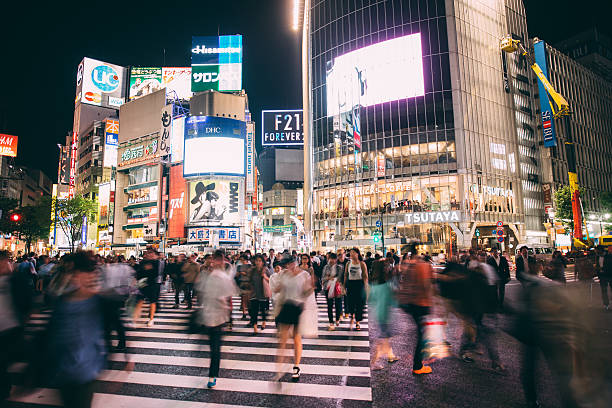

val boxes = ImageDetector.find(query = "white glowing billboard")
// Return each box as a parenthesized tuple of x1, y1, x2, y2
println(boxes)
(183, 116, 246, 177)
(326, 34, 424, 116)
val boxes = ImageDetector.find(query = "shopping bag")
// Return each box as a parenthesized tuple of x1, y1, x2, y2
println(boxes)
(421, 317, 450, 363)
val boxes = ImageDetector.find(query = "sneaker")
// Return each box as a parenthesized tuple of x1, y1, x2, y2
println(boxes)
(387, 355, 399, 363)
(147, 319, 154, 327)
(207, 378, 217, 389)
(328, 324, 335, 331)
(355, 322, 361, 331)
(412, 366, 432, 375)
(460, 353, 474, 363)
(291, 366, 300, 382)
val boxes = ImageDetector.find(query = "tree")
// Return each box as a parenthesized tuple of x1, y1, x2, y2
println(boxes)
(13, 197, 53, 253)
(0, 198, 19, 234)
(53, 196, 97, 253)
(554, 185, 573, 233)
(600, 191, 612, 214)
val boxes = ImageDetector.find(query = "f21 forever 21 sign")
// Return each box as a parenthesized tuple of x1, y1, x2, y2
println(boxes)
(261, 109, 303, 146)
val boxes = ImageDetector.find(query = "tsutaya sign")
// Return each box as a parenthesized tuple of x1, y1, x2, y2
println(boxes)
(405, 210, 462, 225)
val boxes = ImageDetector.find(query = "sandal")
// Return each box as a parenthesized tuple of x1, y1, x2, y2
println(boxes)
(387, 355, 399, 363)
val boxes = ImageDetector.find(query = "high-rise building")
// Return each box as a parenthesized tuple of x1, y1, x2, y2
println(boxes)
(534, 39, 612, 237)
(554, 28, 612, 82)
(301, 0, 545, 252)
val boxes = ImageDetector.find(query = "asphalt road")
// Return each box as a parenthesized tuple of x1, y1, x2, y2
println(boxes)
(369, 280, 612, 408)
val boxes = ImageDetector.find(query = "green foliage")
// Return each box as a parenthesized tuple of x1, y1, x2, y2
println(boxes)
(554, 186, 573, 232)
(16, 197, 53, 252)
(53, 196, 98, 252)
(600, 191, 612, 213)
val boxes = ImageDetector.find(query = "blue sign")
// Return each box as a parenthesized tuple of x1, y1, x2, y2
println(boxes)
(188, 226, 241, 244)
(91, 65, 120, 93)
(376, 220, 382, 228)
(106, 133, 118, 146)
(533, 40, 557, 148)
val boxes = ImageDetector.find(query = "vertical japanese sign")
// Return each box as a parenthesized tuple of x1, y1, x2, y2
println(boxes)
(159, 105, 172, 157)
(168, 165, 186, 238)
(104, 119, 119, 167)
(69, 131, 78, 197)
(246, 122, 255, 193)
(533, 40, 557, 148)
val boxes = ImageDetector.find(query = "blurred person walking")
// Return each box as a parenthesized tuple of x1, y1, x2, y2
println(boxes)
(100, 256, 134, 352)
(45, 252, 106, 408)
(396, 252, 434, 375)
(166, 254, 186, 308)
(235, 255, 252, 319)
(248, 255, 271, 334)
(548, 250, 568, 284)
(273, 253, 313, 382)
(343, 248, 368, 331)
(369, 255, 398, 370)
(321, 253, 342, 330)
(598, 245, 612, 310)
(486, 248, 510, 309)
(1, 251, 22, 402)
(196, 250, 236, 389)
(132, 248, 162, 326)
(516, 246, 534, 284)
(181, 254, 200, 309)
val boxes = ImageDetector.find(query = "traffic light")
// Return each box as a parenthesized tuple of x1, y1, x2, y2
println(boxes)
(10, 213, 21, 222)
(475, 228, 480, 237)
(372, 232, 381, 243)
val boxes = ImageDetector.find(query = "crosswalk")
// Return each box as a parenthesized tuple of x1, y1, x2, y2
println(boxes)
(9, 291, 372, 407)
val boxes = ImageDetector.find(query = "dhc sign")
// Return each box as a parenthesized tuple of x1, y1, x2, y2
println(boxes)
(405, 211, 462, 225)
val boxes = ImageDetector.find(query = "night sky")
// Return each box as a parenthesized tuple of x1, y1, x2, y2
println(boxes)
(0, 0, 609, 181)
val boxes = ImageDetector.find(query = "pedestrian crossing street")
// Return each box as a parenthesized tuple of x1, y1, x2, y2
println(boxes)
(9, 292, 372, 408)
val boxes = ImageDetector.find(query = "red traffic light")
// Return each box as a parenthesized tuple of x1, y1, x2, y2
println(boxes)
(10, 214, 21, 222)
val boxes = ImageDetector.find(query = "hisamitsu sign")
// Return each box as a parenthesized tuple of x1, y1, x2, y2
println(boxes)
(261, 110, 304, 146)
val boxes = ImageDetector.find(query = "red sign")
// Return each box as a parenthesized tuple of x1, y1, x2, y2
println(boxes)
(105, 119, 119, 134)
(167, 165, 186, 238)
(376, 156, 385, 177)
(0, 134, 18, 157)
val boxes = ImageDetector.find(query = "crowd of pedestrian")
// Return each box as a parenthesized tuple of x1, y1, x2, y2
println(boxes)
(0, 243, 610, 407)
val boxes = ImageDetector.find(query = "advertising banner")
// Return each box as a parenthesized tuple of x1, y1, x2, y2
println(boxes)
(326, 33, 424, 116)
(188, 179, 243, 226)
(191, 35, 243, 92)
(159, 105, 172, 157)
(127, 185, 158, 205)
(183, 116, 246, 177)
(103, 119, 119, 167)
(168, 165, 186, 238)
(187, 226, 241, 244)
(98, 182, 111, 226)
(118, 136, 160, 169)
(246, 122, 255, 192)
(261, 110, 303, 146)
(170, 116, 186, 163)
(0, 134, 18, 157)
(129, 67, 163, 100)
(162, 67, 192, 100)
(79, 57, 127, 109)
(533, 40, 558, 148)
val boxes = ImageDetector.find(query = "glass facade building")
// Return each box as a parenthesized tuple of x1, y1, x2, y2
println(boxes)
(304, 0, 545, 251)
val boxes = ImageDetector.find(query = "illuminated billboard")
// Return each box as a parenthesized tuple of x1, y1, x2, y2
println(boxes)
(129, 67, 193, 101)
(170, 116, 186, 163)
(103, 119, 119, 167)
(0, 134, 18, 157)
(183, 116, 246, 177)
(191, 35, 242, 92)
(129, 67, 163, 100)
(188, 179, 243, 226)
(261, 110, 303, 146)
(326, 34, 424, 116)
(168, 165, 187, 238)
(78, 57, 127, 108)
(533, 40, 558, 148)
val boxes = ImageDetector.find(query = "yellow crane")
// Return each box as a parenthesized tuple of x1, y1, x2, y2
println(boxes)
(500, 36, 585, 245)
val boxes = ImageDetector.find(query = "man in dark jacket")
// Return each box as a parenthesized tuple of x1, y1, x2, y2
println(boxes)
(166, 254, 186, 308)
(599, 245, 612, 310)
(515, 246, 534, 284)
(487, 248, 510, 309)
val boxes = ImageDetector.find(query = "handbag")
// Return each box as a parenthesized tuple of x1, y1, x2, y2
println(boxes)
(263, 277, 272, 298)
(333, 281, 343, 297)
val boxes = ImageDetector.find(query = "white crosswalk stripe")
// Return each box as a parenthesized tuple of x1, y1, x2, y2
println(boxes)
(9, 291, 372, 407)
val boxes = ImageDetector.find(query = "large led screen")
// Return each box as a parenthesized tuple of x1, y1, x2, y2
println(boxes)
(183, 116, 246, 177)
(191, 35, 242, 92)
(188, 179, 243, 226)
(326, 34, 424, 116)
